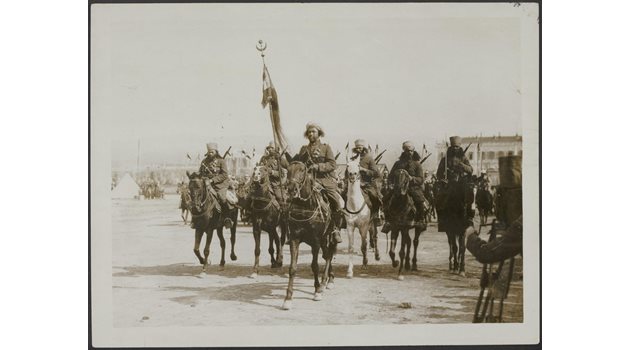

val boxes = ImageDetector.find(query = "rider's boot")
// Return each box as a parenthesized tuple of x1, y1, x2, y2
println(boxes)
(332, 211, 343, 244)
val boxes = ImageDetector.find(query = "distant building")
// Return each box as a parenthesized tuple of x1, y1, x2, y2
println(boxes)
(435, 134, 523, 185)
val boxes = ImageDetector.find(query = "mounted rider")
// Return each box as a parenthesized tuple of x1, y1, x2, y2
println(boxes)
(346, 138, 382, 224)
(257, 141, 289, 207)
(295, 123, 344, 244)
(436, 136, 475, 229)
(197, 142, 235, 229)
(382, 141, 426, 233)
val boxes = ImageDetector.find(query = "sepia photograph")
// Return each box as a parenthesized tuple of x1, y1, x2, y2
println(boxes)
(90, 2, 540, 347)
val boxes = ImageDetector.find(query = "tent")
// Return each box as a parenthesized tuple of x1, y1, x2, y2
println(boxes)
(112, 173, 141, 199)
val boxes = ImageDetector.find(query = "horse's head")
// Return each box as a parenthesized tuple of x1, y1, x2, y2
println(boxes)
(251, 165, 269, 185)
(392, 169, 410, 196)
(287, 161, 309, 199)
(186, 171, 206, 210)
(346, 160, 361, 184)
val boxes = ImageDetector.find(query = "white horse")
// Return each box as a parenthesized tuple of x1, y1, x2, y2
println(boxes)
(343, 160, 374, 278)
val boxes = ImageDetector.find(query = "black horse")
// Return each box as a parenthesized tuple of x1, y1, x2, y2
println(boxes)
(475, 183, 494, 228)
(247, 165, 287, 277)
(282, 161, 337, 310)
(435, 178, 470, 276)
(385, 169, 426, 280)
(187, 172, 232, 271)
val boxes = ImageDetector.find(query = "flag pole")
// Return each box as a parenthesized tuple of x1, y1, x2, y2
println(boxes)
(257, 40, 278, 150)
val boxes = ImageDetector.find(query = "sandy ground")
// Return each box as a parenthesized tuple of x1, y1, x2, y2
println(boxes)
(112, 194, 522, 327)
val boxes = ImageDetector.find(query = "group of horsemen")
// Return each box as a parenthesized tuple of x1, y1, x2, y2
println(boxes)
(193, 122, 486, 243)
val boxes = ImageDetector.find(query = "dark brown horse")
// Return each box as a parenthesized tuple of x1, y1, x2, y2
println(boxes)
(384, 169, 426, 280)
(177, 183, 191, 224)
(248, 165, 287, 278)
(187, 172, 231, 271)
(282, 161, 337, 310)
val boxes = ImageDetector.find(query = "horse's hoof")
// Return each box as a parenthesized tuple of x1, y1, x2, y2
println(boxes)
(276, 262, 283, 268)
(392, 260, 399, 268)
(220, 261, 226, 268)
(362, 264, 368, 270)
(458, 271, 466, 277)
(230, 253, 237, 261)
(313, 292, 323, 301)
(346, 272, 353, 279)
(404, 264, 411, 271)
(281, 300, 292, 310)
(397, 275, 405, 281)
(375, 254, 381, 261)
(249, 272, 258, 279)
(326, 282, 335, 290)
(412, 265, 418, 271)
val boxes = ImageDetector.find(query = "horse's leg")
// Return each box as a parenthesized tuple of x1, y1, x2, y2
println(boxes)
(270, 226, 283, 268)
(404, 229, 412, 271)
(251, 221, 261, 278)
(412, 228, 421, 271)
(360, 222, 369, 269)
(282, 239, 299, 310)
(230, 213, 237, 261)
(193, 229, 204, 266)
(311, 244, 323, 301)
(451, 230, 460, 273)
(446, 231, 455, 272)
(346, 224, 354, 278)
(203, 230, 213, 271)
(267, 228, 277, 268)
(397, 230, 407, 280)
(217, 227, 226, 267)
(389, 229, 400, 268)
(326, 253, 335, 290)
(372, 220, 380, 261)
(458, 232, 466, 276)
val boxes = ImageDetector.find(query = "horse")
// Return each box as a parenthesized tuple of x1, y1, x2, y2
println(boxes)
(423, 181, 436, 222)
(177, 184, 191, 224)
(236, 180, 252, 225)
(282, 161, 337, 310)
(187, 172, 230, 271)
(475, 182, 494, 228)
(343, 160, 378, 278)
(385, 169, 426, 280)
(435, 178, 469, 276)
(247, 165, 287, 278)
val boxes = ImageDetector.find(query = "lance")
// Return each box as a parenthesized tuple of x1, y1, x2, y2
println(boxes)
(375, 150, 387, 164)
(463, 142, 473, 154)
(420, 153, 432, 164)
(222, 146, 232, 159)
(335, 152, 341, 160)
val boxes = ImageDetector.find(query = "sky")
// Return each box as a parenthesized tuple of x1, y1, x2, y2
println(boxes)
(91, 3, 539, 170)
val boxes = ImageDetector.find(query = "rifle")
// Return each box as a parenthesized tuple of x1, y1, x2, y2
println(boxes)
(374, 150, 387, 164)
(222, 146, 232, 159)
(335, 152, 341, 160)
(463, 142, 473, 154)
(420, 153, 432, 164)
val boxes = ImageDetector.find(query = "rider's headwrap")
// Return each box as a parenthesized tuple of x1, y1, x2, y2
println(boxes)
(304, 122, 325, 138)
(402, 141, 415, 151)
(449, 136, 462, 147)
(206, 142, 219, 155)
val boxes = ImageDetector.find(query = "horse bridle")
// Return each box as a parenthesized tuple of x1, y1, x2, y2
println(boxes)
(190, 179, 211, 214)
(288, 164, 313, 202)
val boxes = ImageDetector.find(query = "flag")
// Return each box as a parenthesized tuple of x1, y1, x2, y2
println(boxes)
(262, 65, 288, 150)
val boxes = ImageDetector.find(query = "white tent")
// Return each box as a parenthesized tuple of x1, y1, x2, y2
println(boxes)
(112, 173, 141, 199)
